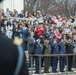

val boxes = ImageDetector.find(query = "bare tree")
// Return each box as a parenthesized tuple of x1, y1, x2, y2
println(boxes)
(24, 0, 76, 16)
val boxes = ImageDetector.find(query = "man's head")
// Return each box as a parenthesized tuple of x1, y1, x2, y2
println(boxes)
(45, 39, 49, 44)
(31, 32, 34, 36)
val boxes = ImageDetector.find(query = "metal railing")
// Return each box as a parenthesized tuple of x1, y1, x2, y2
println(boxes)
(27, 54, 76, 75)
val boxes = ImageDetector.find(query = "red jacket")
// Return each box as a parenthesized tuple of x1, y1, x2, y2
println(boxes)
(55, 32, 62, 40)
(36, 27, 45, 37)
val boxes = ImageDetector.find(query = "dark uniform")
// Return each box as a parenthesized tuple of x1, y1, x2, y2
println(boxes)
(0, 33, 29, 75)
(34, 41, 43, 74)
(66, 42, 74, 72)
(59, 41, 66, 72)
(51, 41, 59, 73)
(43, 41, 51, 73)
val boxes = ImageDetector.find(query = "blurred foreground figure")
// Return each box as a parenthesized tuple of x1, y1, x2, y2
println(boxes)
(0, 0, 3, 2)
(0, 0, 29, 75)
(0, 35, 29, 75)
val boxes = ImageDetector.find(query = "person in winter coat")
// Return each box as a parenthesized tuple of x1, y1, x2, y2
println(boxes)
(59, 39, 66, 72)
(34, 39, 43, 74)
(20, 25, 29, 50)
(51, 40, 59, 73)
(5, 22, 13, 39)
(27, 32, 35, 67)
(66, 38, 74, 72)
(35, 24, 45, 37)
(43, 39, 51, 73)
(13, 24, 20, 38)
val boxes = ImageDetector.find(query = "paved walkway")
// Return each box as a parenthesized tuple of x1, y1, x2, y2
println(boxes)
(29, 69, 76, 75)
(29, 72, 76, 75)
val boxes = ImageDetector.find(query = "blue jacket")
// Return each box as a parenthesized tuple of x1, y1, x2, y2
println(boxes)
(20, 29, 29, 39)
(18, 13, 24, 18)
(50, 41, 59, 54)
(59, 42, 66, 54)
(34, 42, 42, 54)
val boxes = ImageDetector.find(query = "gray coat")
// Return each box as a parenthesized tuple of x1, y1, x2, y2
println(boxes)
(27, 36, 35, 54)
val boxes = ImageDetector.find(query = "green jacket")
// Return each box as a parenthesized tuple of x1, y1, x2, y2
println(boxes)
(43, 42, 51, 54)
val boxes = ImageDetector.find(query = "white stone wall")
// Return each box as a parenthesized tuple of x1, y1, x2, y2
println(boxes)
(0, 0, 24, 13)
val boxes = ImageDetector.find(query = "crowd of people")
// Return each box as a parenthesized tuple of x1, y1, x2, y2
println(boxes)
(1, 8, 76, 74)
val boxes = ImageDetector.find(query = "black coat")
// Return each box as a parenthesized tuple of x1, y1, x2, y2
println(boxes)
(0, 33, 29, 75)
(66, 43, 74, 54)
